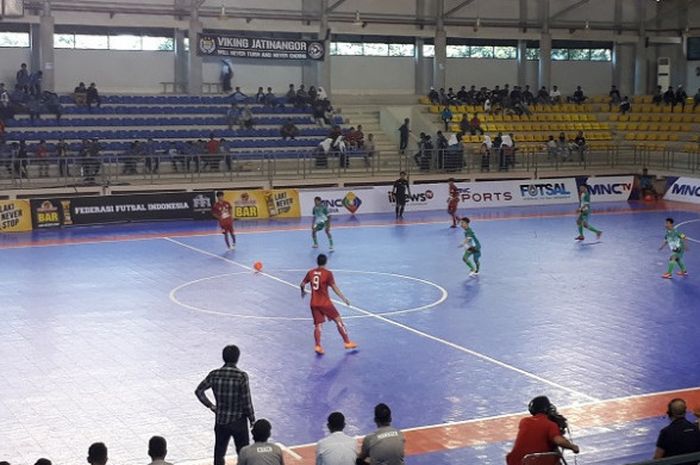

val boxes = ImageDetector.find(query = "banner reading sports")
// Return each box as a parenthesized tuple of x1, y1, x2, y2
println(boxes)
(585, 176, 634, 202)
(664, 177, 700, 204)
(197, 33, 325, 61)
(223, 189, 300, 220)
(0, 200, 33, 233)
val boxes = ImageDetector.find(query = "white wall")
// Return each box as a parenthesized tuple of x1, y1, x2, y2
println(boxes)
(0, 48, 32, 89)
(446, 58, 518, 89)
(331, 56, 414, 95)
(203, 59, 302, 94)
(552, 61, 612, 95)
(54, 49, 175, 94)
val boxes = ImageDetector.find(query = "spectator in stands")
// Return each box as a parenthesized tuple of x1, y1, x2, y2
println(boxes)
(506, 396, 579, 465)
(57, 138, 70, 177)
(355, 124, 365, 149)
(195, 344, 255, 465)
(438, 88, 448, 105)
(27, 95, 42, 123)
(609, 85, 621, 109)
(572, 131, 587, 162)
(231, 86, 247, 103)
(549, 85, 561, 104)
(227, 104, 241, 130)
(546, 135, 558, 160)
(221, 61, 233, 93)
(144, 138, 159, 174)
(0, 118, 5, 142)
(87, 83, 101, 111)
(653, 85, 663, 105)
(237, 419, 284, 465)
(35, 459, 51, 465)
(13, 141, 28, 179)
(364, 133, 376, 167)
(296, 85, 308, 108)
(317, 86, 328, 101)
(459, 114, 470, 136)
(480, 135, 492, 172)
(675, 85, 688, 112)
(457, 85, 469, 103)
(42, 91, 63, 121)
(537, 86, 550, 104)
(0, 83, 10, 115)
(483, 96, 493, 114)
(280, 119, 299, 140)
(286, 84, 296, 105)
(569, 86, 586, 104)
(11, 84, 28, 106)
(619, 96, 631, 115)
(358, 403, 405, 465)
(557, 132, 568, 161)
(308, 86, 318, 103)
(241, 105, 254, 129)
(653, 398, 700, 464)
(85, 138, 102, 181)
(316, 411, 357, 465)
(313, 99, 326, 127)
(398, 118, 410, 154)
(205, 134, 221, 172)
(122, 141, 139, 175)
(29, 70, 42, 96)
(87, 442, 109, 465)
(16, 63, 29, 93)
(639, 167, 659, 200)
(35, 139, 49, 177)
(436, 130, 448, 167)
(147, 436, 173, 465)
(220, 138, 233, 172)
(74, 82, 87, 106)
(255, 87, 265, 104)
(428, 86, 439, 104)
(499, 133, 513, 171)
(470, 112, 484, 135)
(663, 86, 675, 106)
(264, 87, 277, 107)
(694, 88, 700, 110)
(418, 134, 434, 170)
(522, 85, 534, 105)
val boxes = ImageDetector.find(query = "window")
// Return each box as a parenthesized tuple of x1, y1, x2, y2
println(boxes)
(526, 48, 539, 60)
(494, 46, 517, 59)
(422, 44, 435, 57)
(552, 48, 569, 60)
(109, 34, 142, 51)
(446, 45, 470, 58)
(332, 42, 363, 55)
(0, 31, 29, 48)
(54, 34, 75, 49)
(590, 48, 612, 61)
(469, 46, 494, 58)
(388, 43, 414, 57)
(142, 36, 174, 51)
(363, 42, 388, 56)
(75, 34, 109, 50)
(569, 49, 590, 61)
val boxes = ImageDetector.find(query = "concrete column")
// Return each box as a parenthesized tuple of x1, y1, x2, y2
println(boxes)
(517, 40, 527, 87)
(318, 0, 331, 98)
(538, 0, 551, 90)
(634, 0, 647, 95)
(174, 29, 187, 92)
(36, 1, 55, 91)
(611, 42, 621, 89)
(187, 10, 203, 95)
(433, 0, 447, 90)
(415, 37, 427, 94)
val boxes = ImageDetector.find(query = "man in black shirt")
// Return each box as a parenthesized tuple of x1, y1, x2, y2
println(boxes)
(398, 118, 410, 154)
(654, 398, 700, 465)
(392, 171, 411, 219)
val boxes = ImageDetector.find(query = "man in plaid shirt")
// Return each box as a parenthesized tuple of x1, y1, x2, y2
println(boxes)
(196, 345, 256, 465)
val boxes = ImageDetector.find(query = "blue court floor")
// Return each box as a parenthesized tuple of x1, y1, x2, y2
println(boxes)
(1, 201, 699, 465)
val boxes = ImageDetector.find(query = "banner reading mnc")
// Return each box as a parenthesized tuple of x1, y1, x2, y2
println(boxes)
(197, 34, 325, 60)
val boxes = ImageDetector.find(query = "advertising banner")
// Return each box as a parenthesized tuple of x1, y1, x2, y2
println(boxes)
(513, 177, 579, 206)
(197, 33, 325, 61)
(0, 200, 33, 233)
(30, 199, 64, 229)
(299, 188, 385, 216)
(68, 192, 215, 225)
(585, 176, 634, 202)
(664, 177, 700, 204)
(223, 189, 300, 220)
(381, 183, 449, 212)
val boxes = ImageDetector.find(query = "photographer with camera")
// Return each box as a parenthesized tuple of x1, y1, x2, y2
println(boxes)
(506, 396, 580, 465)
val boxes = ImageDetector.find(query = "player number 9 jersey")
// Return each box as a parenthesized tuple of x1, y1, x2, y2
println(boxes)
(303, 268, 335, 307)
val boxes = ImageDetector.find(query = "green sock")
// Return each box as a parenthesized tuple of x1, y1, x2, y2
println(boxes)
(667, 261, 675, 274)
(577, 225, 583, 235)
(463, 256, 474, 271)
(678, 258, 687, 272)
(313, 235, 318, 246)
(328, 235, 334, 247)
(586, 225, 601, 234)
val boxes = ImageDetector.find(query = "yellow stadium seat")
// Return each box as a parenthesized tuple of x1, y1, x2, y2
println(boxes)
(669, 134, 680, 141)
(648, 123, 659, 131)
(681, 124, 692, 132)
(637, 133, 647, 141)
(627, 123, 639, 131)
(657, 134, 670, 141)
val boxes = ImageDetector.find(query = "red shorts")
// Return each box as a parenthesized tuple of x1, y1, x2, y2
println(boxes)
(311, 305, 339, 325)
(219, 218, 234, 234)
(447, 200, 458, 214)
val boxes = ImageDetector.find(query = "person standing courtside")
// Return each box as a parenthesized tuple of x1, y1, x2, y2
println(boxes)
(398, 118, 410, 155)
(195, 345, 255, 465)
(392, 171, 410, 220)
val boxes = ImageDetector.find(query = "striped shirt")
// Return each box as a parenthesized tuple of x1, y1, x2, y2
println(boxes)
(195, 363, 255, 425)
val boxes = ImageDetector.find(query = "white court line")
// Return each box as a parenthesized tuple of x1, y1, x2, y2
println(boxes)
(276, 443, 302, 461)
(675, 218, 700, 244)
(163, 237, 599, 403)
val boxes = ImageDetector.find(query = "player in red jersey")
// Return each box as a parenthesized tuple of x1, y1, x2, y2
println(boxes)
(300, 253, 357, 355)
(447, 178, 460, 228)
(211, 191, 236, 250)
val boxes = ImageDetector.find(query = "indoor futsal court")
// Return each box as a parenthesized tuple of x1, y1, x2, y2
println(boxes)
(2, 201, 700, 465)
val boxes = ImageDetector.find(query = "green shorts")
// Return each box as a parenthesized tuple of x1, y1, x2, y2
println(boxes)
(313, 221, 328, 232)
(671, 249, 685, 261)
(464, 248, 481, 261)
(577, 212, 590, 223)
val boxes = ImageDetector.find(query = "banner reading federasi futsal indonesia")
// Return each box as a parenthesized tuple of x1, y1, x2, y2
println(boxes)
(0, 200, 33, 233)
(197, 33, 325, 60)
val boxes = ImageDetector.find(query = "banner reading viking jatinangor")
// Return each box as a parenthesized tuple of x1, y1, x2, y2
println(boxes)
(197, 33, 326, 60)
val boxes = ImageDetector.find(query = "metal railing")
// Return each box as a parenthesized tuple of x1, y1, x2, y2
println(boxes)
(1, 145, 699, 189)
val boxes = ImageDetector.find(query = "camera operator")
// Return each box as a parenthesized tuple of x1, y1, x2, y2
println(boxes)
(506, 396, 580, 465)
(653, 398, 700, 464)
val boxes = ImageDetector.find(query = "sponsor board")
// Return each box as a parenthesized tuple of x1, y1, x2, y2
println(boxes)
(30, 199, 64, 228)
(223, 189, 300, 220)
(585, 176, 634, 202)
(299, 188, 384, 216)
(0, 200, 33, 233)
(197, 33, 325, 61)
(664, 176, 700, 204)
(516, 178, 578, 205)
(384, 184, 447, 212)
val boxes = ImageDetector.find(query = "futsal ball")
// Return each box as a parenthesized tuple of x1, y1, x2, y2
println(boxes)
(644, 195, 653, 201)
(253, 261, 263, 272)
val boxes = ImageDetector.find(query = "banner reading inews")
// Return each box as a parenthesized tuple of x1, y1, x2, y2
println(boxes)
(585, 176, 634, 202)
(223, 189, 300, 220)
(0, 200, 33, 233)
(197, 33, 325, 61)
(664, 177, 700, 204)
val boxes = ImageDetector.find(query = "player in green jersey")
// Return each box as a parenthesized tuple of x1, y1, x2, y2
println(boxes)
(659, 217, 688, 279)
(460, 217, 481, 276)
(575, 184, 602, 241)
(311, 196, 334, 250)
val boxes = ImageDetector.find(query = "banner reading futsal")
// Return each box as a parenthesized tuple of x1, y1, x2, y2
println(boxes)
(0, 200, 33, 233)
(197, 33, 325, 61)
(223, 189, 300, 220)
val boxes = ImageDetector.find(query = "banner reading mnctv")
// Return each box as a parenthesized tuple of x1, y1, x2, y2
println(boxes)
(224, 189, 300, 220)
(0, 200, 33, 233)
(585, 176, 634, 202)
(664, 177, 700, 204)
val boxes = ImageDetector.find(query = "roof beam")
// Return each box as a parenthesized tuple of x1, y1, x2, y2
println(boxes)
(550, 0, 591, 22)
(444, 0, 477, 18)
(327, 0, 347, 12)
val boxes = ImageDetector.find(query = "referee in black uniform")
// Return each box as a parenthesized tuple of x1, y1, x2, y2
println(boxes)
(392, 171, 411, 219)
(196, 345, 255, 465)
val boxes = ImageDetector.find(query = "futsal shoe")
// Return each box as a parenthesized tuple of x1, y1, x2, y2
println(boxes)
(596, 231, 602, 240)
(229, 244, 236, 250)
(329, 245, 334, 251)
(312, 243, 319, 248)
(575, 235, 585, 241)
(662, 272, 672, 279)
(314, 345, 325, 355)
(677, 271, 688, 277)
(344, 341, 358, 350)
(469, 270, 479, 277)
